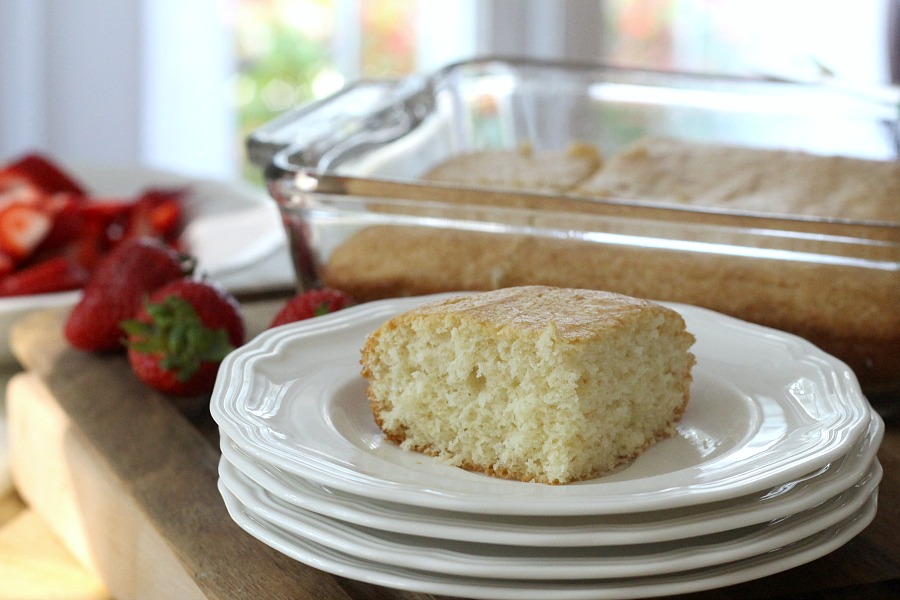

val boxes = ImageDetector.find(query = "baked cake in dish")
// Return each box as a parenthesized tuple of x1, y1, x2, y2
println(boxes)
(574, 136, 900, 222)
(422, 142, 602, 193)
(360, 286, 696, 484)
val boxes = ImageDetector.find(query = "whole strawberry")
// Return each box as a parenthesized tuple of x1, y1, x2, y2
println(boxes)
(64, 237, 191, 351)
(122, 278, 245, 396)
(269, 288, 352, 328)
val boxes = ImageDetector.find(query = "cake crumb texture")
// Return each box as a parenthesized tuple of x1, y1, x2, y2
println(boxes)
(360, 286, 696, 484)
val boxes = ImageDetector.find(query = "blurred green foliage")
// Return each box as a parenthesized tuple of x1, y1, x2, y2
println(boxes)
(234, 0, 419, 182)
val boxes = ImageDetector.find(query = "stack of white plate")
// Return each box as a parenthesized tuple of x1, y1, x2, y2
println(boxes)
(210, 294, 883, 600)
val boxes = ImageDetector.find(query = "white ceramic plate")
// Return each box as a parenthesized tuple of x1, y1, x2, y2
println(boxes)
(210, 294, 873, 516)
(0, 164, 293, 364)
(218, 412, 883, 546)
(218, 480, 878, 600)
(220, 452, 880, 580)
(59, 163, 292, 291)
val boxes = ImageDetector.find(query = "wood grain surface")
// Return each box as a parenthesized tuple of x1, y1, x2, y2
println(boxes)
(7, 301, 434, 600)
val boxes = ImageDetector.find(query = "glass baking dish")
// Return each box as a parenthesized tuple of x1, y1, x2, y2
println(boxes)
(248, 57, 900, 401)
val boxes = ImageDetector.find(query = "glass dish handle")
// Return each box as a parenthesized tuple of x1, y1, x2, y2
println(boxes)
(247, 77, 433, 176)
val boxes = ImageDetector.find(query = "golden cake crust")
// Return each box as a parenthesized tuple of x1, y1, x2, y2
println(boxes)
(389, 285, 671, 341)
(574, 136, 900, 222)
(422, 143, 602, 193)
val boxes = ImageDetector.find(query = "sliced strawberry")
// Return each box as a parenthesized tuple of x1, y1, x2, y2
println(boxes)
(25, 202, 107, 273)
(0, 202, 53, 261)
(0, 181, 43, 207)
(0, 170, 33, 196)
(123, 188, 186, 242)
(74, 198, 134, 248)
(0, 251, 15, 279)
(0, 256, 90, 297)
(76, 197, 134, 221)
(66, 216, 112, 272)
(0, 155, 192, 300)
(148, 198, 182, 239)
(32, 193, 86, 253)
(64, 198, 133, 264)
(0, 153, 86, 195)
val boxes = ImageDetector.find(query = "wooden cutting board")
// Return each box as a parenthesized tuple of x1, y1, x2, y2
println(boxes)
(6, 300, 437, 600)
(7, 300, 900, 600)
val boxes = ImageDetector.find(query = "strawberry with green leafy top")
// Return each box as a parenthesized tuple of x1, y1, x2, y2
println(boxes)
(63, 237, 191, 351)
(269, 288, 352, 328)
(123, 278, 244, 396)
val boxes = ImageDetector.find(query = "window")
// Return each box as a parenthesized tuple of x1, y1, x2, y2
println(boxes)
(1, 0, 892, 181)
(233, 0, 477, 178)
(600, 0, 891, 83)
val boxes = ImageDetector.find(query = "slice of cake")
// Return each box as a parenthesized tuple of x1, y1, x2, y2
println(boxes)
(360, 286, 696, 484)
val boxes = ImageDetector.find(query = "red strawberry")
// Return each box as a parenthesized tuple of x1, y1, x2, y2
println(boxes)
(0, 202, 53, 261)
(63, 237, 192, 351)
(0, 153, 86, 196)
(122, 279, 244, 396)
(0, 256, 90, 297)
(0, 252, 14, 278)
(122, 187, 185, 243)
(269, 288, 352, 328)
(34, 193, 121, 248)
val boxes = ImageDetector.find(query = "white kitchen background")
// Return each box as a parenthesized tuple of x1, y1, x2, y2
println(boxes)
(0, 0, 895, 181)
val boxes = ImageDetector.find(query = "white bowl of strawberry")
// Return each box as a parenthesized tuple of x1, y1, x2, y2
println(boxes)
(0, 152, 291, 365)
